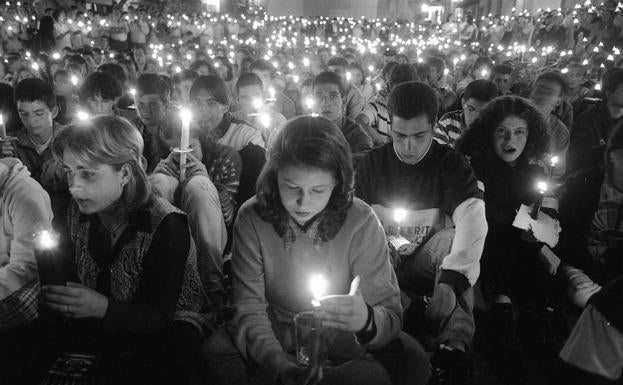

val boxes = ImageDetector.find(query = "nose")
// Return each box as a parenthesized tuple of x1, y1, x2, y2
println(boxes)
(296, 190, 309, 207)
(405, 137, 416, 151)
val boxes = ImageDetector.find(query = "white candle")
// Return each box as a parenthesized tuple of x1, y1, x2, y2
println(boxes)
(179, 108, 192, 182)
(0, 114, 6, 138)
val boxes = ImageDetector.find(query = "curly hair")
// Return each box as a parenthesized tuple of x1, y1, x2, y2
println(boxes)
(455, 96, 550, 164)
(254, 116, 354, 242)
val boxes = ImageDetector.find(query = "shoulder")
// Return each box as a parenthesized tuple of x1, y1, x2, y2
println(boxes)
(359, 143, 393, 167)
(235, 196, 263, 224)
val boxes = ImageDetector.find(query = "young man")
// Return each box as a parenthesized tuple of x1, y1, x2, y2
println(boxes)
(232, 73, 286, 148)
(133, 73, 173, 173)
(490, 64, 513, 95)
(313, 72, 373, 166)
(250, 59, 296, 119)
(171, 69, 199, 106)
(568, 68, 623, 175)
(435, 79, 498, 147)
(356, 81, 487, 383)
(78, 71, 124, 116)
(356, 63, 418, 147)
(529, 71, 571, 178)
(327, 57, 365, 120)
(1, 79, 68, 229)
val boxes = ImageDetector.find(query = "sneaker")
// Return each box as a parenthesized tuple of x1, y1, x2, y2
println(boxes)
(428, 348, 474, 385)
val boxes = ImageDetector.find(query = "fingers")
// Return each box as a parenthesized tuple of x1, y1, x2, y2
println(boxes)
(42, 285, 82, 296)
(41, 291, 81, 306)
(319, 320, 350, 331)
(66, 282, 86, 288)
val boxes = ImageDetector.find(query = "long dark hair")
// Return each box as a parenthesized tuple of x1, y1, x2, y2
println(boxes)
(456, 96, 550, 165)
(254, 116, 354, 242)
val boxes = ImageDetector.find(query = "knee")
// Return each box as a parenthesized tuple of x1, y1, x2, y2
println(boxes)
(182, 176, 222, 211)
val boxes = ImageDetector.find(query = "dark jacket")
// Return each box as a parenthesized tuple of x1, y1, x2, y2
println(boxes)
(568, 101, 622, 175)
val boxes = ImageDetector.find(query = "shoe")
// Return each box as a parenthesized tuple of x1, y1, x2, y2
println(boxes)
(428, 348, 474, 385)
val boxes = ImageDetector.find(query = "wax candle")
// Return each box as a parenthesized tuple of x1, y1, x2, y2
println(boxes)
(34, 230, 64, 286)
(531, 181, 548, 219)
(179, 107, 192, 182)
(0, 114, 6, 138)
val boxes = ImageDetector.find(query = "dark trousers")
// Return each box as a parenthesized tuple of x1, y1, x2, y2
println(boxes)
(0, 317, 203, 385)
(202, 328, 431, 385)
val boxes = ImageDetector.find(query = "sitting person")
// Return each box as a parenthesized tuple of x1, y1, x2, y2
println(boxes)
(556, 121, 623, 307)
(171, 69, 199, 107)
(313, 71, 373, 166)
(42, 115, 213, 385)
(78, 71, 124, 116)
(0, 157, 53, 384)
(434, 79, 498, 147)
(356, 81, 487, 383)
(232, 72, 287, 148)
(456, 96, 563, 378)
(203, 116, 430, 385)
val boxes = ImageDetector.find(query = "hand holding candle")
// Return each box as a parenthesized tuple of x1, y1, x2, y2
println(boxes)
(314, 275, 369, 333)
(177, 107, 192, 182)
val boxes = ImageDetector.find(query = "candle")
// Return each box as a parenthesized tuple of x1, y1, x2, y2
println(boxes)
(531, 181, 548, 219)
(179, 107, 192, 182)
(33, 229, 64, 286)
(392, 208, 407, 235)
(0, 114, 6, 138)
(76, 111, 90, 121)
(268, 87, 276, 101)
(309, 274, 328, 307)
(345, 71, 352, 82)
(70, 75, 78, 87)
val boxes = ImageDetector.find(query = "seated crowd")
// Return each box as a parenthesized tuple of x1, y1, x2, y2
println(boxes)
(1, 3, 623, 385)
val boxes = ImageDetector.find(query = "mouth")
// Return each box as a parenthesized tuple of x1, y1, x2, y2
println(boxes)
(502, 146, 517, 155)
(295, 211, 311, 218)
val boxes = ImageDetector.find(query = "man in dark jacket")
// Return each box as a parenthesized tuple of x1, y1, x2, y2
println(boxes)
(567, 68, 623, 175)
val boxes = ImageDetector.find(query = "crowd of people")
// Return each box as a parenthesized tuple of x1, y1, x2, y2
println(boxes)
(1, 0, 623, 385)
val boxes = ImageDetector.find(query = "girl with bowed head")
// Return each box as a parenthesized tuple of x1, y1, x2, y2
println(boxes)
(42, 115, 212, 385)
(204, 116, 430, 385)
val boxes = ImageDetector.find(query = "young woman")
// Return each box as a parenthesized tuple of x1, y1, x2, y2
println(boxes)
(43, 115, 212, 385)
(204, 116, 430, 385)
(456, 96, 563, 376)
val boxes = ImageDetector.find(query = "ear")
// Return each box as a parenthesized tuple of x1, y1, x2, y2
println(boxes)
(120, 163, 132, 186)
(51, 105, 59, 120)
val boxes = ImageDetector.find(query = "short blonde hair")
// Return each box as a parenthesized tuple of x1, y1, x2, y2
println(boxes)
(52, 115, 151, 211)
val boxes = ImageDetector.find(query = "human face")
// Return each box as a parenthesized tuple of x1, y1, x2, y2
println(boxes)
(462, 98, 489, 127)
(277, 165, 337, 225)
(251, 69, 272, 92)
(17, 101, 56, 138)
(237, 84, 264, 116)
(318, 50, 330, 66)
(86, 95, 116, 115)
(607, 84, 623, 109)
(63, 152, 128, 215)
(567, 67, 585, 89)
(136, 94, 166, 128)
(313, 83, 343, 123)
(328, 65, 346, 82)
(390, 115, 434, 165)
(492, 73, 511, 93)
(492, 116, 529, 166)
(173, 79, 194, 104)
(530, 79, 562, 115)
(191, 89, 227, 132)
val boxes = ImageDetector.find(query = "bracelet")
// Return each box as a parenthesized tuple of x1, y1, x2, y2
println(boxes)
(358, 303, 374, 334)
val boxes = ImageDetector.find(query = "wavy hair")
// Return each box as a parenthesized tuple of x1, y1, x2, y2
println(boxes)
(51, 115, 151, 211)
(254, 116, 354, 242)
(455, 96, 550, 164)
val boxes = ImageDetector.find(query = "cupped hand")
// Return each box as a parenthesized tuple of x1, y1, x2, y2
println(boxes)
(41, 282, 109, 319)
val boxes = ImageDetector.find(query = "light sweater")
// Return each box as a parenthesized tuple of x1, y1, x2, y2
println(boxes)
(230, 197, 402, 375)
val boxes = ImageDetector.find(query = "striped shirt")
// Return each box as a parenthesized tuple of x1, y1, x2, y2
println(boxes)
(434, 110, 466, 147)
(361, 92, 392, 139)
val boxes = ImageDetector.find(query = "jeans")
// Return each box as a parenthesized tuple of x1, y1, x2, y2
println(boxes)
(202, 327, 431, 385)
(151, 174, 227, 294)
(396, 229, 475, 351)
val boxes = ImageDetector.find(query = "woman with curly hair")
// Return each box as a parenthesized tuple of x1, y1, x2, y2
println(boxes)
(456, 96, 564, 378)
(203, 116, 430, 385)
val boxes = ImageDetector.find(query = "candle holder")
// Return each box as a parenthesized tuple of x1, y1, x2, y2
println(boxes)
(294, 310, 325, 367)
(172, 147, 194, 182)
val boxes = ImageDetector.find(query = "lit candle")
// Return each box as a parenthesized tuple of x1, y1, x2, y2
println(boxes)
(304, 97, 315, 112)
(76, 110, 90, 121)
(179, 107, 192, 182)
(70, 75, 78, 87)
(309, 273, 328, 307)
(33, 229, 64, 286)
(0, 114, 6, 138)
(267, 86, 276, 102)
(531, 181, 548, 219)
(392, 208, 407, 235)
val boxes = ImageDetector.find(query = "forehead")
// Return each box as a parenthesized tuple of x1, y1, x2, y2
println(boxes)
(464, 98, 488, 108)
(493, 73, 511, 79)
(314, 82, 340, 93)
(392, 115, 432, 134)
(17, 100, 50, 111)
(278, 165, 335, 185)
(535, 79, 562, 91)
(499, 116, 527, 128)
(238, 84, 263, 96)
(328, 65, 345, 72)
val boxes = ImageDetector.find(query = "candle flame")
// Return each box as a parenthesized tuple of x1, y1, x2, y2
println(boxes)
(309, 274, 328, 306)
(70, 75, 78, 86)
(35, 230, 58, 250)
(536, 181, 548, 194)
(393, 208, 407, 223)
(179, 107, 192, 126)
(550, 156, 559, 167)
(76, 111, 90, 121)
